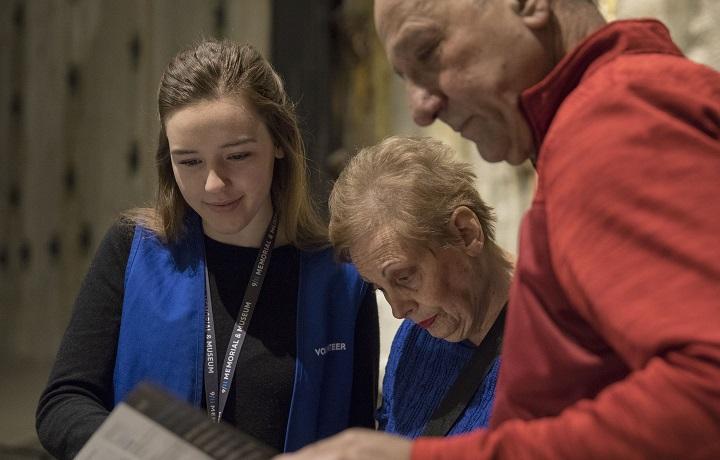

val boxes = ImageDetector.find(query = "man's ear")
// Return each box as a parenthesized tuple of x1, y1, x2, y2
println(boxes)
(448, 206, 484, 256)
(511, 0, 551, 30)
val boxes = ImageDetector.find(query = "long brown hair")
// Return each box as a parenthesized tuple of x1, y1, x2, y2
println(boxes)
(125, 40, 327, 248)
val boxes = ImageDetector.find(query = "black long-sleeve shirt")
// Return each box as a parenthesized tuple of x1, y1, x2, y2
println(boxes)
(36, 221, 379, 459)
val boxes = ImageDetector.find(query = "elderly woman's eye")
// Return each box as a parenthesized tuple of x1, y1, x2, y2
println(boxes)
(396, 272, 414, 285)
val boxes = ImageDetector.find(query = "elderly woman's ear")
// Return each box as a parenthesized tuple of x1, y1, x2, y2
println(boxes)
(449, 206, 485, 256)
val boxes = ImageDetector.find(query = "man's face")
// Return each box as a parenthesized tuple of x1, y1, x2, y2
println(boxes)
(374, 0, 552, 165)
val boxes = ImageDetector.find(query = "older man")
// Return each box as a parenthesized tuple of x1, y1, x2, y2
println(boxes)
(278, 0, 720, 459)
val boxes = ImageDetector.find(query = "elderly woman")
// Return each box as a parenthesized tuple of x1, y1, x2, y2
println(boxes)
(328, 136, 513, 438)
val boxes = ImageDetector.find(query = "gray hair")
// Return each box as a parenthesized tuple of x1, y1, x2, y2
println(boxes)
(329, 136, 498, 262)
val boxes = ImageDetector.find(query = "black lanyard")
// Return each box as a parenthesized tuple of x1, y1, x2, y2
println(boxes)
(203, 212, 279, 423)
(421, 305, 506, 436)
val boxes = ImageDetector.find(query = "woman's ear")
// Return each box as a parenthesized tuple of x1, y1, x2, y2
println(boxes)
(511, 0, 551, 30)
(448, 206, 484, 256)
(274, 146, 285, 159)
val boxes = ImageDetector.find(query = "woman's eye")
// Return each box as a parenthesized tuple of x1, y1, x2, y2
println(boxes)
(179, 159, 201, 167)
(229, 152, 251, 160)
(396, 272, 415, 285)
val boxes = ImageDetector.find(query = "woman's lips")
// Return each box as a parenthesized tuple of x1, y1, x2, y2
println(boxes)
(418, 315, 437, 329)
(205, 198, 241, 212)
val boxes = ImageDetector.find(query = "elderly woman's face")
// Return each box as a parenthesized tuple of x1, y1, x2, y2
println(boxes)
(352, 226, 488, 344)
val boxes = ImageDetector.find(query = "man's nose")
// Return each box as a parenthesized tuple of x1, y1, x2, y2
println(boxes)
(407, 83, 444, 127)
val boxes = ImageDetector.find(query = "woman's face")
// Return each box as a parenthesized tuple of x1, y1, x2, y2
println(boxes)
(351, 226, 489, 344)
(166, 96, 283, 246)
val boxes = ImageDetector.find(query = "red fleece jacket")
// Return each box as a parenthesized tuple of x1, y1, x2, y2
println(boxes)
(413, 20, 720, 460)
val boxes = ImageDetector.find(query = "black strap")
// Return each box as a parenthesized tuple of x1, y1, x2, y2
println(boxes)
(421, 306, 506, 437)
(204, 212, 279, 423)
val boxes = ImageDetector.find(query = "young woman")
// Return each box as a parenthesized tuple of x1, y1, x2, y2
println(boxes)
(36, 40, 379, 459)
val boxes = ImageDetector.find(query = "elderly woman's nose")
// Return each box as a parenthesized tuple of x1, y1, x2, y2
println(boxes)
(389, 295, 415, 320)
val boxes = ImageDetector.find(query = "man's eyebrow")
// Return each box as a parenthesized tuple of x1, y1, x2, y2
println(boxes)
(389, 36, 414, 78)
(390, 31, 415, 60)
(389, 24, 441, 77)
(394, 19, 441, 50)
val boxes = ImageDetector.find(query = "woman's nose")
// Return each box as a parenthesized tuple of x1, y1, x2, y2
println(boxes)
(204, 167, 227, 193)
(407, 83, 444, 127)
(386, 291, 417, 320)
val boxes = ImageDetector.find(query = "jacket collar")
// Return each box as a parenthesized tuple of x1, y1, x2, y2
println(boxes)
(519, 19, 683, 151)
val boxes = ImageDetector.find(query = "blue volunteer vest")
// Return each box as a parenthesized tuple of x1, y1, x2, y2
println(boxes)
(113, 217, 368, 452)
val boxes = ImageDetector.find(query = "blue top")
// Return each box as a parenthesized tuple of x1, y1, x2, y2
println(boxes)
(114, 214, 369, 452)
(377, 319, 500, 437)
